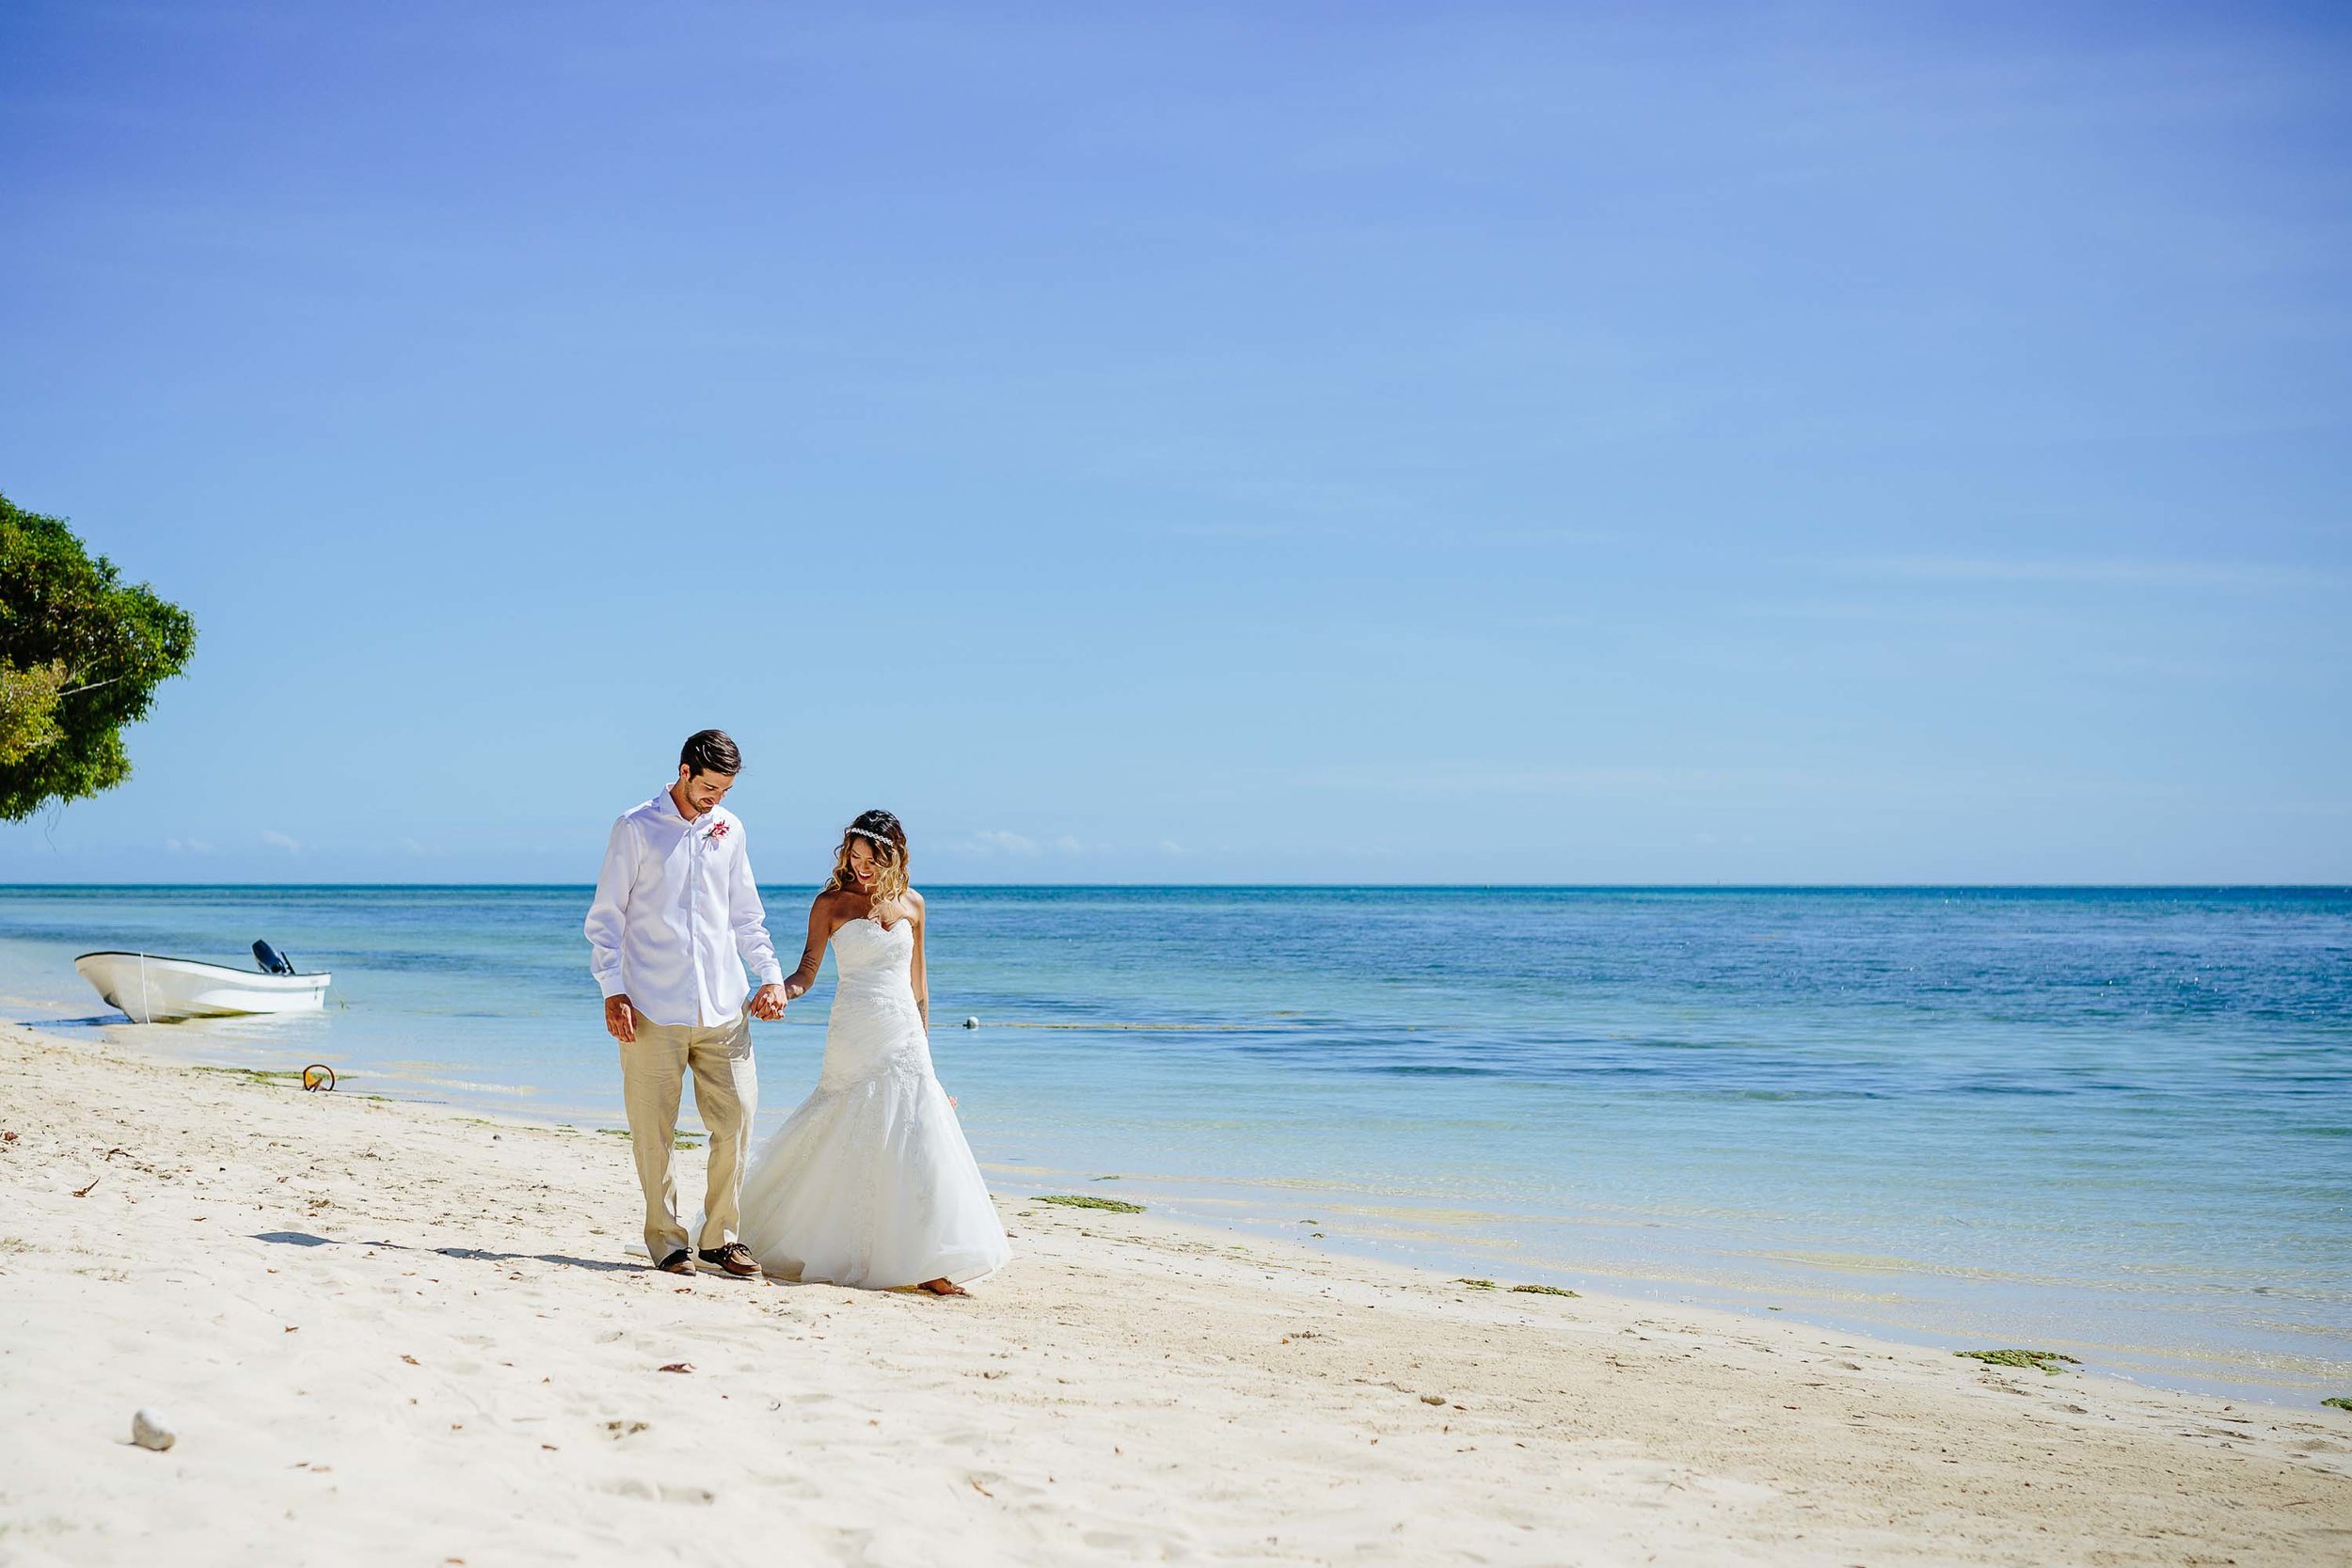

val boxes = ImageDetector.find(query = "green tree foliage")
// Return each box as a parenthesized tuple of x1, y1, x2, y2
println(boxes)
(0, 493, 197, 820)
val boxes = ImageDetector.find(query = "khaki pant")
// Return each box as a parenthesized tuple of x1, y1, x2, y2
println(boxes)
(618, 1011, 756, 1263)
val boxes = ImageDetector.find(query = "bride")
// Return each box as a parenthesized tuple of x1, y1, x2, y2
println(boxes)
(736, 810, 1010, 1295)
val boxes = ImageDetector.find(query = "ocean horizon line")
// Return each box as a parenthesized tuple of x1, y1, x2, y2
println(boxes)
(2, 879, 2347, 895)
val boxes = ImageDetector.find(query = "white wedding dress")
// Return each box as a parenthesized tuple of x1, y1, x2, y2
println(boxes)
(737, 915, 1010, 1289)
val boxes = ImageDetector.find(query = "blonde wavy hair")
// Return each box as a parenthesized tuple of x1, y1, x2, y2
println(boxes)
(828, 809, 910, 905)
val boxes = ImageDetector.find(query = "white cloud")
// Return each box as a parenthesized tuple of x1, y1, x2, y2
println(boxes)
(260, 830, 301, 852)
(968, 830, 1095, 856)
(1831, 555, 2332, 591)
(1293, 763, 1796, 797)
(1158, 840, 1190, 856)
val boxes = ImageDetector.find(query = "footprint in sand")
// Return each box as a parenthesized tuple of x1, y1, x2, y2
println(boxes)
(744, 1469, 824, 1499)
(964, 1470, 1047, 1503)
(597, 1477, 716, 1505)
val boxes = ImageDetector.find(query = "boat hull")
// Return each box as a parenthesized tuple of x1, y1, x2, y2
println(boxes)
(74, 952, 331, 1023)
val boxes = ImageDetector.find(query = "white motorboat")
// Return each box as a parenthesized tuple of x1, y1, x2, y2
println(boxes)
(75, 941, 331, 1023)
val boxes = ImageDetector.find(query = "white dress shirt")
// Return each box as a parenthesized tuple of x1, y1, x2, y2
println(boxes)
(585, 788, 785, 1028)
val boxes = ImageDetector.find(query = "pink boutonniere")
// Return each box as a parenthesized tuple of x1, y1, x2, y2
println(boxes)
(705, 822, 731, 842)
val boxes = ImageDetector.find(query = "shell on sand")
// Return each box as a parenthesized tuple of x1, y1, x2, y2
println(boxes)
(131, 1408, 175, 1451)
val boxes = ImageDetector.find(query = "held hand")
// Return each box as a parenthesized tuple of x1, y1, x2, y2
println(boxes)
(749, 983, 788, 1021)
(604, 993, 638, 1044)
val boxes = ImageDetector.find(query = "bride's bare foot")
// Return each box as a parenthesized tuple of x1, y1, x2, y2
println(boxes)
(917, 1277, 968, 1296)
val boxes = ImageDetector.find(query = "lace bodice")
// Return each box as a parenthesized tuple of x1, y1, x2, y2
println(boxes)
(831, 914, 914, 987)
(818, 916, 929, 1091)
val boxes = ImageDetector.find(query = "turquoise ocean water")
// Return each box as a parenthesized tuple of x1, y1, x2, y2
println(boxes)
(1, 884, 2344, 1404)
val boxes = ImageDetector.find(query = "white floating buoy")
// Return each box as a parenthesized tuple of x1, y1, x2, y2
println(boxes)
(131, 1408, 176, 1451)
(962, 1017, 979, 1030)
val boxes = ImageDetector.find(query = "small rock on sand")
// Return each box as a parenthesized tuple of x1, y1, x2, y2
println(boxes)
(131, 1408, 176, 1451)
(1420, 1392, 1447, 1406)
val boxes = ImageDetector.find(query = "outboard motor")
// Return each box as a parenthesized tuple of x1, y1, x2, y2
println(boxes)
(252, 940, 297, 975)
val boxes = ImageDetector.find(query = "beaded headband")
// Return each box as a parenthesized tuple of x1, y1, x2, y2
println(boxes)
(847, 826, 898, 845)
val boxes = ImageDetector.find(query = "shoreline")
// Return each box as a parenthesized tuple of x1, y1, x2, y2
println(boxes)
(2, 1020, 2347, 1564)
(34, 1004, 2345, 1410)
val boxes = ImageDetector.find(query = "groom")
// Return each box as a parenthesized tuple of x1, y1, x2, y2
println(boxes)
(584, 729, 789, 1277)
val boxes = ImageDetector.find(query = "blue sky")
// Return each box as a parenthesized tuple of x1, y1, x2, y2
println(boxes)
(2, 1, 2345, 884)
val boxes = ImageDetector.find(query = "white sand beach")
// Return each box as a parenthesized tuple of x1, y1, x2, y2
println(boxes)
(2, 1020, 2346, 1566)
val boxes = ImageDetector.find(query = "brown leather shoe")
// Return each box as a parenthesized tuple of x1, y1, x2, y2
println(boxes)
(698, 1243, 759, 1277)
(656, 1248, 695, 1275)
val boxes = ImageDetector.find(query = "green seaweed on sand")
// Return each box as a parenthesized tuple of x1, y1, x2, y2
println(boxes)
(586, 1126, 703, 1148)
(591, 1126, 699, 1149)
(1035, 1195, 1145, 1213)
(1455, 1278, 1496, 1290)
(1957, 1349, 2080, 1376)
(193, 1067, 306, 1085)
(1510, 1284, 1579, 1297)
(2323, 1397, 2352, 1412)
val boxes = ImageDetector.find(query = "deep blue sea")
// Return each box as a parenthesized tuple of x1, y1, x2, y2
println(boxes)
(3, 884, 2345, 1404)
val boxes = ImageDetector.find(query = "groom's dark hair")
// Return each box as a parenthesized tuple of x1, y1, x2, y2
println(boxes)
(679, 729, 741, 777)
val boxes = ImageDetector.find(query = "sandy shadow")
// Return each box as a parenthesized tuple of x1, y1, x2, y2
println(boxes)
(251, 1230, 636, 1274)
